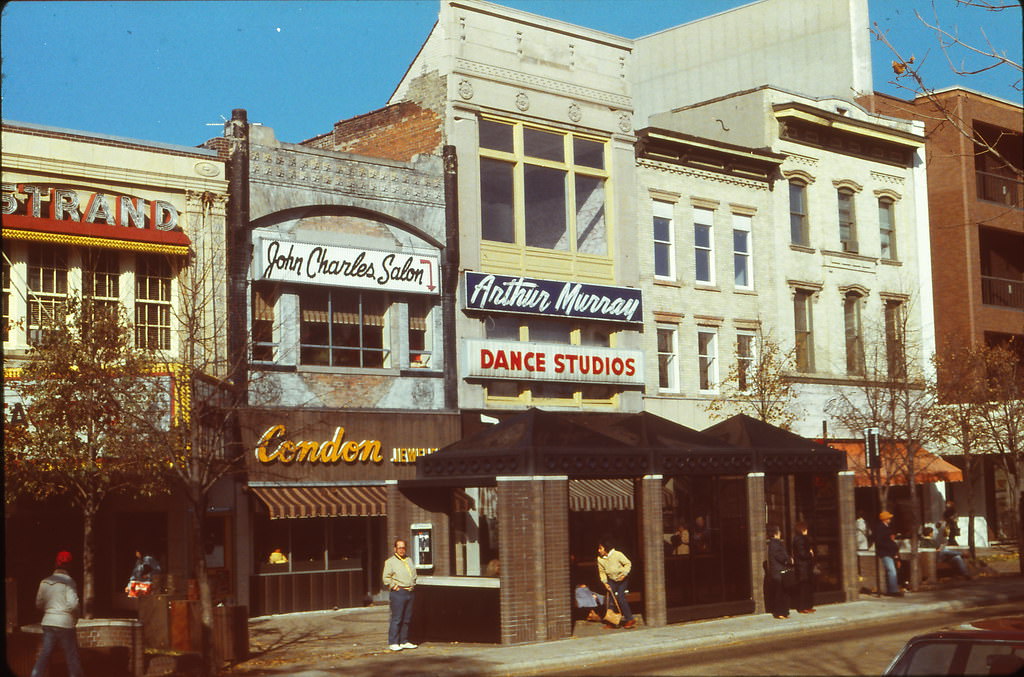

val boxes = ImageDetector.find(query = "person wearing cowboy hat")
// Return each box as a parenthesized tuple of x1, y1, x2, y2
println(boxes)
(875, 511, 903, 597)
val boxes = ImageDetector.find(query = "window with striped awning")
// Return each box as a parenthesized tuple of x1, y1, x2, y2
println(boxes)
(250, 484, 387, 519)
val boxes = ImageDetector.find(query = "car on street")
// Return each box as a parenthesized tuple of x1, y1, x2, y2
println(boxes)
(883, 615, 1024, 675)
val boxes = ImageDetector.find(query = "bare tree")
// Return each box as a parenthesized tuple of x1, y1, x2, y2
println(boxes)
(870, 1, 1023, 180)
(826, 304, 943, 591)
(972, 342, 1024, 573)
(932, 337, 990, 560)
(705, 327, 801, 430)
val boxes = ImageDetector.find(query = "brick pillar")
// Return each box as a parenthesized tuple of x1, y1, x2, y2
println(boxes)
(389, 482, 452, 576)
(746, 472, 766, 614)
(497, 477, 543, 645)
(837, 470, 859, 601)
(541, 478, 571, 641)
(638, 475, 666, 627)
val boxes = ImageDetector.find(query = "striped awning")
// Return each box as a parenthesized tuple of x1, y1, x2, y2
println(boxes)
(250, 485, 387, 519)
(569, 479, 634, 512)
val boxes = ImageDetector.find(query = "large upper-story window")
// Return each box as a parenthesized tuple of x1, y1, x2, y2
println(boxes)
(2, 259, 10, 343)
(135, 255, 172, 351)
(697, 328, 718, 392)
(837, 188, 858, 253)
(844, 291, 865, 376)
(885, 299, 906, 380)
(407, 295, 434, 369)
(27, 244, 68, 345)
(789, 180, 809, 246)
(732, 213, 753, 289)
(479, 117, 608, 256)
(657, 324, 679, 392)
(83, 249, 121, 316)
(793, 289, 815, 373)
(299, 289, 389, 368)
(653, 201, 675, 279)
(878, 197, 897, 261)
(693, 208, 715, 285)
(736, 330, 756, 392)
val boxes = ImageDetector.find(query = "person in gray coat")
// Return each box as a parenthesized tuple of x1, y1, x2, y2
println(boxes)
(31, 550, 83, 677)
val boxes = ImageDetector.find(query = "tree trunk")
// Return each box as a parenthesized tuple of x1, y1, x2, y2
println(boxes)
(81, 502, 97, 619)
(189, 496, 217, 676)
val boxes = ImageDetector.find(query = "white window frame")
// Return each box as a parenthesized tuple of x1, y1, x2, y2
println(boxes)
(838, 188, 858, 253)
(844, 291, 865, 376)
(653, 201, 675, 280)
(693, 207, 715, 285)
(697, 327, 719, 392)
(736, 329, 757, 393)
(657, 323, 679, 392)
(789, 180, 809, 246)
(793, 289, 815, 373)
(878, 197, 897, 260)
(732, 213, 753, 290)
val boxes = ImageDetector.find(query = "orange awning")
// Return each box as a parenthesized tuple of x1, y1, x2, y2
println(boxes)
(829, 441, 962, 488)
(250, 484, 386, 519)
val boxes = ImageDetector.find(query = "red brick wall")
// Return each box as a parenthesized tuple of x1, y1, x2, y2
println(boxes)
(301, 102, 442, 162)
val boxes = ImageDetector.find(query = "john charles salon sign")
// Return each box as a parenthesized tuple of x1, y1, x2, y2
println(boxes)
(465, 272, 643, 323)
(255, 234, 440, 294)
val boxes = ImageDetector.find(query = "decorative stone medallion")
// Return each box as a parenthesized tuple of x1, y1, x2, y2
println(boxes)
(515, 92, 530, 111)
(568, 103, 582, 122)
(618, 112, 631, 133)
(194, 161, 219, 177)
(458, 79, 474, 100)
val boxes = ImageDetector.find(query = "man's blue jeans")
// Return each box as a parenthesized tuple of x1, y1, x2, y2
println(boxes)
(388, 588, 415, 645)
(880, 555, 899, 593)
(939, 550, 970, 577)
(607, 579, 634, 622)
(31, 625, 83, 677)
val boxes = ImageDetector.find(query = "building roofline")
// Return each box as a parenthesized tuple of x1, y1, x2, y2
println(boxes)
(1, 119, 221, 158)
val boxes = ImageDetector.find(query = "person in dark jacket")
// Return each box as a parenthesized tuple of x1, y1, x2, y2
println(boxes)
(875, 511, 903, 596)
(766, 525, 792, 619)
(791, 521, 816, 613)
(31, 550, 83, 677)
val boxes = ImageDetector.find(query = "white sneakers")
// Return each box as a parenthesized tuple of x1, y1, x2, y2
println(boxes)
(388, 642, 418, 651)
(389, 644, 402, 651)
(400, 642, 418, 649)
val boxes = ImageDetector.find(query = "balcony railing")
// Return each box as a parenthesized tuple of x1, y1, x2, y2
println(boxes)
(982, 275, 1024, 310)
(976, 170, 1023, 208)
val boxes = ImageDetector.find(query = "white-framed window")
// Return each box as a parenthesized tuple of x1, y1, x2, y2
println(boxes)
(736, 330, 756, 392)
(135, 255, 172, 351)
(838, 188, 858, 253)
(844, 291, 865, 376)
(657, 324, 679, 392)
(479, 116, 608, 255)
(732, 213, 753, 289)
(885, 300, 906, 379)
(82, 249, 121, 317)
(653, 201, 675, 279)
(27, 243, 68, 345)
(299, 289, 390, 368)
(793, 289, 815, 372)
(697, 328, 718, 391)
(878, 197, 897, 260)
(693, 207, 715, 284)
(789, 180, 809, 246)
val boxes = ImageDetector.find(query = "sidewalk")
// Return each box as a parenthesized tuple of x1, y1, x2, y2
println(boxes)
(225, 554, 1024, 677)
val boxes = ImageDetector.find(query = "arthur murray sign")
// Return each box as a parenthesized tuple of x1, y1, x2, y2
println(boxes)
(255, 234, 440, 294)
(464, 271, 643, 323)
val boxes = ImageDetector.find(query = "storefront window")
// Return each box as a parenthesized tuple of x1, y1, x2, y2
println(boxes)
(254, 515, 376, 575)
(662, 475, 750, 613)
(764, 473, 841, 593)
(252, 284, 277, 363)
(407, 295, 435, 368)
(451, 487, 499, 577)
(135, 254, 172, 351)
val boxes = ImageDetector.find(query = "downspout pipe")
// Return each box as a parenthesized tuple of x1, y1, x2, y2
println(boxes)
(442, 145, 460, 412)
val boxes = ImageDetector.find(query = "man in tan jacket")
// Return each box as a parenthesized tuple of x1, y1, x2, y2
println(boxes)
(597, 538, 637, 629)
(382, 538, 418, 651)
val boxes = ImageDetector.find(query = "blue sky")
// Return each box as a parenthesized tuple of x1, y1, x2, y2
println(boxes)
(2, 0, 1021, 147)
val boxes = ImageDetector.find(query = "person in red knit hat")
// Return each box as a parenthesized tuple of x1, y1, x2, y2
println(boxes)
(31, 550, 83, 677)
